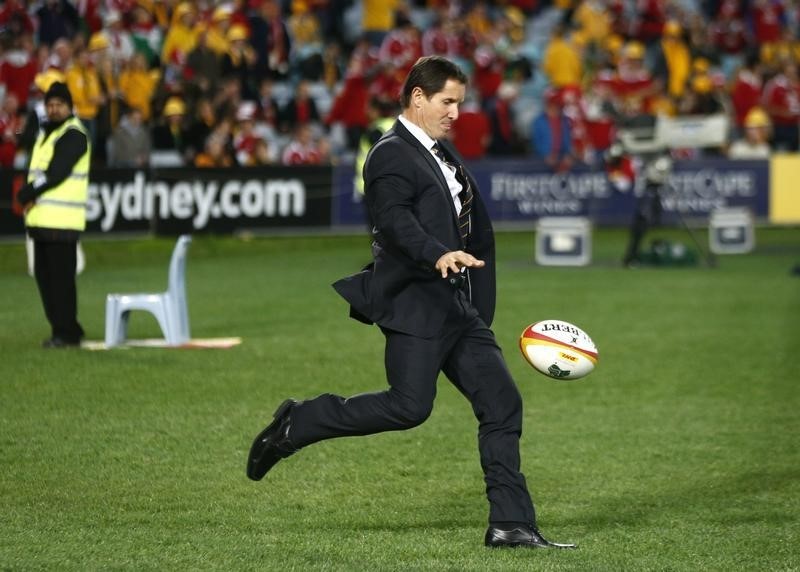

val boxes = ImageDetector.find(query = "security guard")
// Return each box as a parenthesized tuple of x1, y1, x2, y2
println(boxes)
(353, 98, 397, 197)
(353, 98, 397, 232)
(16, 82, 91, 348)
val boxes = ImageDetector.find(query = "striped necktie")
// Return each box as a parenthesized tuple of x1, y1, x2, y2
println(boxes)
(432, 143, 472, 242)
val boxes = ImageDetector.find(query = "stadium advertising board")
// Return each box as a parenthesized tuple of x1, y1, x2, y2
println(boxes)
(0, 166, 333, 235)
(333, 159, 770, 227)
(0, 160, 780, 237)
(93, 167, 332, 234)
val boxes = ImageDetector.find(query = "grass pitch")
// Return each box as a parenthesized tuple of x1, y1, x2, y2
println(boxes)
(1, 227, 798, 571)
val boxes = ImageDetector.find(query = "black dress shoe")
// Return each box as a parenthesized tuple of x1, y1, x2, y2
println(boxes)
(42, 337, 81, 349)
(247, 399, 298, 481)
(485, 525, 577, 549)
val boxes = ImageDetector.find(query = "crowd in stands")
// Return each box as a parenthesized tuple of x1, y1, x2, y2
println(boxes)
(0, 0, 798, 172)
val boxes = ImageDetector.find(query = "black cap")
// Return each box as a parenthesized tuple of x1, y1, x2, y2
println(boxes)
(45, 81, 73, 108)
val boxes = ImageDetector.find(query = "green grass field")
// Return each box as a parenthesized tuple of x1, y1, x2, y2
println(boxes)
(1, 227, 798, 571)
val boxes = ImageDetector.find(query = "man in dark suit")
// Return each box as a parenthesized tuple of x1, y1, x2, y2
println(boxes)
(247, 56, 575, 550)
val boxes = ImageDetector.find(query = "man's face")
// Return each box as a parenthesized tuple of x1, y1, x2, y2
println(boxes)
(414, 79, 465, 140)
(46, 98, 71, 123)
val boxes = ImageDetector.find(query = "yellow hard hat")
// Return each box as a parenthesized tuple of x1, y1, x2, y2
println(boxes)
(606, 34, 624, 54)
(505, 6, 525, 27)
(88, 32, 109, 51)
(212, 5, 232, 21)
(34, 69, 66, 93)
(291, 0, 309, 13)
(163, 97, 186, 116)
(623, 41, 645, 60)
(744, 107, 771, 128)
(691, 75, 712, 94)
(693, 57, 711, 73)
(571, 30, 589, 47)
(663, 20, 682, 37)
(173, 2, 194, 20)
(227, 24, 249, 42)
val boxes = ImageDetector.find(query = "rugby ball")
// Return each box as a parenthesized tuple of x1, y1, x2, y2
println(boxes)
(519, 320, 598, 380)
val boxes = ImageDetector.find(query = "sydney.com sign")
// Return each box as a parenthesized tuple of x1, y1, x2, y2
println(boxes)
(82, 166, 331, 234)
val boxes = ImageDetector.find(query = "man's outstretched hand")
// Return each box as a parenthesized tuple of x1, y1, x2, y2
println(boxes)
(435, 250, 485, 278)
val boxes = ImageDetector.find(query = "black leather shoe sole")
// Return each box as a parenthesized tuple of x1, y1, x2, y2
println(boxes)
(486, 539, 577, 549)
(485, 527, 577, 549)
(42, 337, 81, 349)
(246, 399, 296, 481)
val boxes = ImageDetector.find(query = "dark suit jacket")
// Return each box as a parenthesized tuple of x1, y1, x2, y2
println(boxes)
(333, 119, 496, 338)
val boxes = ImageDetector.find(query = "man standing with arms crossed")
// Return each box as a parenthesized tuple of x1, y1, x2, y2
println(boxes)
(16, 82, 91, 348)
(247, 56, 575, 549)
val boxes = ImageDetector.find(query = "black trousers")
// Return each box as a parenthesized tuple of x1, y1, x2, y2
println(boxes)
(288, 291, 536, 526)
(33, 238, 84, 343)
(623, 191, 662, 265)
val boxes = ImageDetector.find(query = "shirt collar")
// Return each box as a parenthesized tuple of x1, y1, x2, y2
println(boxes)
(398, 114, 437, 151)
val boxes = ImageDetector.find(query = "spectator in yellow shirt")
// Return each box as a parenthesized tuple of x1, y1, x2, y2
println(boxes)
(119, 52, 161, 121)
(542, 24, 584, 89)
(573, 0, 611, 46)
(65, 46, 104, 151)
(361, 0, 398, 46)
(205, 5, 234, 56)
(161, 2, 199, 67)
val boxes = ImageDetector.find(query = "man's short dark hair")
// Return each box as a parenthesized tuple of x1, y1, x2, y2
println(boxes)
(400, 56, 468, 109)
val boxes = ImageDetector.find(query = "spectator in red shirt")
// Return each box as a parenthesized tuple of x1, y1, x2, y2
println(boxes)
(710, 1, 750, 78)
(0, 92, 22, 167)
(0, 0, 35, 37)
(326, 44, 373, 149)
(633, 0, 667, 47)
(421, 9, 460, 58)
(248, 0, 291, 80)
(751, 0, 786, 48)
(761, 60, 800, 150)
(281, 123, 326, 164)
(368, 60, 406, 105)
(326, 72, 370, 149)
(233, 101, 263, 165)
(279, 79, 321, 133)
(378, 12, 421, 75)
(599, 41, 658, 115)
(730, 53, 764, 134)
(473, 46, 504, 102)
(561, 85, 593, 163)
(0, 34, 38, 111)
(451, 91, 491, 160)
(583, 81, 619, 155)
(486, 81, 524, 156)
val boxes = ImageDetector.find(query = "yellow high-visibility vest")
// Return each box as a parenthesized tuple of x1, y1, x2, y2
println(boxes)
(25, 117, 91, 231)
(354, 117, 395, 195)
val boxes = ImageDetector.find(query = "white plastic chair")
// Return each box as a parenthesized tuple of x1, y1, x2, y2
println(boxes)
(104, 235, 192, 348)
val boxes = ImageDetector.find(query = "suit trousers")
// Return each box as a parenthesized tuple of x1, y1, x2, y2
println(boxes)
(288, 290, 536, 526)
(33, 238, 84, 343)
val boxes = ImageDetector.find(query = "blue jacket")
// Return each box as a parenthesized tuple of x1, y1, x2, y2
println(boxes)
(531, 113, 572, 159)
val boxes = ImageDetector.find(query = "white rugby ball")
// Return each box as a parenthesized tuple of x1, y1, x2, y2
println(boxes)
(519, 320, 598, 380)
